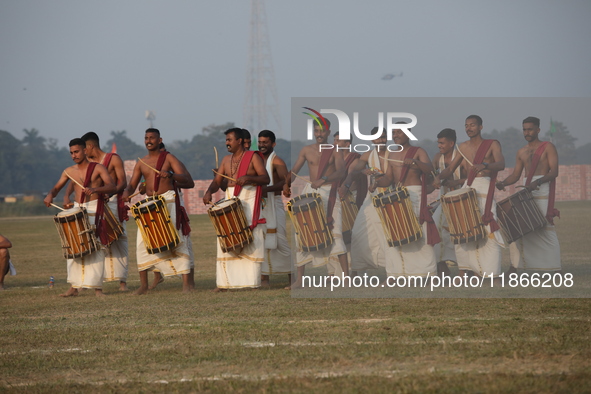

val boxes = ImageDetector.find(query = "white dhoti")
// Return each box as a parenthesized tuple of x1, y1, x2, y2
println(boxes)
(509, 176, 561, 271)
(454, 178, 505, 277)
(261, 195, 292, 275)
(135, 190, 192, 277)
(433, 202, 457, 264)
(103, 196, 129, 282)
(295, 183, 347, 269)
(68, 200, 105, 289)
(216, 186, 264, 289)
(380, 186, 436, 277)
(350, 191, 387, 271)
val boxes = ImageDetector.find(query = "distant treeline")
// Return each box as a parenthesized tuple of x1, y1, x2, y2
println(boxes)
(0, 120, 587, 195)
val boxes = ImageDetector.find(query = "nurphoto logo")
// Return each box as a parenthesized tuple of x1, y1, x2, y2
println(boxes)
(302, 107, 418, 152)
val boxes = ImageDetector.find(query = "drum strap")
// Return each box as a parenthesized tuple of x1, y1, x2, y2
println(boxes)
(153, 151, 169, 191)
(233, 151, 266, 230)
(345, 152, 367, 209)
(525, 141, 560, 224)
(397, 147, 441, 245)
(153, 151, 191, 236)
(79, 162, 109, 245)
(102, 153, 129, 222)
(467, 139, 500, 233)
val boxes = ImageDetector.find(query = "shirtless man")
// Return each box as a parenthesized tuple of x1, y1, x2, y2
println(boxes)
(435, 115, 506, 279)
(258, 130, 292, 287)
(123, 128, 194, 294)
(44, 138, 116, 297)
(496, 116, 561, 273)
(284, 119, 348, 289)
(431, 128, 466, 275)
(375, 125, 438, 280)
(203, 128, 270, 291)
(64, 132, 129, 291)
(0, 234, 13, 290)
(339, 128, 389, 274)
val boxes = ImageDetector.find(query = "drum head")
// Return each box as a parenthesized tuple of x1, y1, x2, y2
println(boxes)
(56, 207, 84, 217)
(133, 197, 163, 214)
(290, 194, 320, 213)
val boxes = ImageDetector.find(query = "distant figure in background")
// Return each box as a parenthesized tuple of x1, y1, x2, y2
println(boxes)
(0, 234, 15, 290)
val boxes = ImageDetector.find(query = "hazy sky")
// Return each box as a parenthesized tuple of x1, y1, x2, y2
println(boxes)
(1, 0, 590, 148)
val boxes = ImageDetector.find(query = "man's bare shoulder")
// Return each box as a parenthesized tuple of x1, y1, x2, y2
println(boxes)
(272, 154, 287, 167)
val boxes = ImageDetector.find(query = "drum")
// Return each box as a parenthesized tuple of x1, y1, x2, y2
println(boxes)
(287, 193, 333, 252)
(53, 207, 100, 259)
(340, 192, 359, 245)
(130, 196, 179, 254)
(428, 200, 440, 216)
(208, 197, 253, 253)
(102, 204, 123, 246)
(372, 187, 422, 247)
(496, 188, 547, 244)
(441, 188, 486, 244)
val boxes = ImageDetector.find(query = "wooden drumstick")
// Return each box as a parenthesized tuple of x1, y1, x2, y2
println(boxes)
(213, 169, 237, 183)
(128, 190, 141, 199)
(291, 172, 312, 184)
(214, 146, 219, 169)
(137, 157, 161, 174)
(63, 171, 84, 189)
(50, 203, 65, 211)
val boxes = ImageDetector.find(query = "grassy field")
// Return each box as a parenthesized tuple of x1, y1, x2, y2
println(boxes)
(0, 201, 590, 392)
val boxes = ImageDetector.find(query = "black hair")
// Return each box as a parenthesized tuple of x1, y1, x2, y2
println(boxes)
(258, 129, 276, 142)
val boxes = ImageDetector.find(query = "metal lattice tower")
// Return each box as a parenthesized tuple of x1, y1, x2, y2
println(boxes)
(242, 0, 282, 137)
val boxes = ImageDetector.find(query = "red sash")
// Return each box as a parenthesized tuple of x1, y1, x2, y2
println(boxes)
(327, 152, 362, 220)
(525, 141, 560, 224)
(466, 139, 500, 233)
(344, 153, 366, 209)
(399, 147, 440, 246)
(233, 150, 266, 230)
(78, 162, 109, 245)
(102, 153, 129, 222)
(152, 152, 191, 236)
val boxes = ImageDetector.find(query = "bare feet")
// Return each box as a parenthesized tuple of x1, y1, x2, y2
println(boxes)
(286, 280, 302, 290)
(182, 283, 194, 293)
(133, 286, 149, 295)
(212, 287, 228, 293)
(149, 272, 164, 290)
(60, 287, 79, 297)
(119, 281, 129, 291)
(95, 289, 106, 297)
(261, 275, 270, 288)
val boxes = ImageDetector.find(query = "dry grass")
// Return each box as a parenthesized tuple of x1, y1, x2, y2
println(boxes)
(0, 201, 590, 392)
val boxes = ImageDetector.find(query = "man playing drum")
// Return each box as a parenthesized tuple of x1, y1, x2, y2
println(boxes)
(431, 128, 466, 275)
(44, 138, 117, 297)
(123, 128, 195, 295)
(496, 116, 561, 273)
(203, 128, 270, 292)
(284, 118, 348, 289)
(0, 234, 15, 290)
(339, 127, 387, 275)
(330, 131, 361, 273)
(258, 130, 292, 288)
(63, 132, 130, 291)
(375, 125, 439, 281)
(435, 115, 506, 279)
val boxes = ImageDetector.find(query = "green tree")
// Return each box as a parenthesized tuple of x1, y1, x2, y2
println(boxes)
(105, 130, 145, 161)
(545, 121, 577, 165)
(483, 127, 523, 168)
